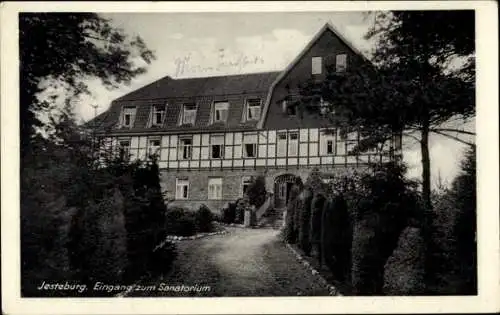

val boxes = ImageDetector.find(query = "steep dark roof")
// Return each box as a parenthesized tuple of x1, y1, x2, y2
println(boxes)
(116, 71, 280, 101)
(93, 71, 280, 134)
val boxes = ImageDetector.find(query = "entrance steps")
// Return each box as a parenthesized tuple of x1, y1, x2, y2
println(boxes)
(257, 207, 286, 229)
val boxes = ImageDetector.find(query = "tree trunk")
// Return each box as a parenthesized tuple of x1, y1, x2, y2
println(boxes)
(420, 121, 434, 292)
(420, 124, 431, 210)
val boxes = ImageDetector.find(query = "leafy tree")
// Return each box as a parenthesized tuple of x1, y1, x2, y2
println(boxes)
(291, 10, 475, 210)
(245, 175, 267, 208)
(19, 13, 155, 157)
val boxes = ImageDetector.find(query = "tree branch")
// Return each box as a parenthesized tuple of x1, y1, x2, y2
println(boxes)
(403, 132, 421, 143)
(431, 130, 476, 146)
(430, 128, 475, 135)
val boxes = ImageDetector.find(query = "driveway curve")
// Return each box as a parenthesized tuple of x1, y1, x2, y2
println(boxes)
(129, 227, 330, 297)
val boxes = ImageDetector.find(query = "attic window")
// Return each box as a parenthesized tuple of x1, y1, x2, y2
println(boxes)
(246, 99, 261, 121)
(282, 100, 296, 116)
(336, 54, 347, 72)
(312, 56, 322, 75)
(151, 104, 166, 127)
(180, 103, 197, 125)
(121, 106, 136, 128)
(212, 101, 229, 123)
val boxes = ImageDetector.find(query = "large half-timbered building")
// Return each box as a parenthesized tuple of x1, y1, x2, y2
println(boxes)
(92, 23, 401, 213)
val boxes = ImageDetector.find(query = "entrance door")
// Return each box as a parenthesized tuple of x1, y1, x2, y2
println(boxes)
(274, 174, 297, 208)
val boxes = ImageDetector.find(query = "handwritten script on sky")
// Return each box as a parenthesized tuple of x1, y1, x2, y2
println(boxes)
(174, 49, 265, 77)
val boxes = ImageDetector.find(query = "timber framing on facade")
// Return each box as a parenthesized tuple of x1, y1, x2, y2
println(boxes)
(90, 23, 402, 211)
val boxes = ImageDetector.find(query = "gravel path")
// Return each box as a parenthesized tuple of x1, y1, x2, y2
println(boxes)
(128, 227, 330, 297)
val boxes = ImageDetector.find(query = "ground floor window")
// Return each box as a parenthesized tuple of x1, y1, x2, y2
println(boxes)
(208, 177, 223, 200)
(176, 179, 189, 199)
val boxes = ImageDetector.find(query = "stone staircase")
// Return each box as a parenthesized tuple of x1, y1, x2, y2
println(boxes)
(257, 207, 286, 229)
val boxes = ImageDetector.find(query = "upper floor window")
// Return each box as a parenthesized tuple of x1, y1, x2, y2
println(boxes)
(210, 135, 224, 159)
(336, 54, 347, 72)
(148, 138, 161, 156)
(288, 132, 299, 156)
(326, 139, 335, 155)
(118, 139, 130, 159)
(277, 132, 287, 157)
(277, 131, 298, 157)
(312, 56, 322, 75)
(243, 134, 257, 158)
(120, 106, 136, 128)
(178, 136, 193, 160)
(212, 101, 229, 123)
(180, 103, 197, 125)
(151, 104, 166, 127)
(245, 98, 261, 121)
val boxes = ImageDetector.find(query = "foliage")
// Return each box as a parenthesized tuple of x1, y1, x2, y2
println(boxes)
(19, 13, 155, 156)
(195, 204, 215, 233)
(235, 197, 250, 224)
(298, 189, 314, 256)
(348, 163, 422, 295)
(148, 241, 178, 277)
(283, 183, 302, 244)
(452, 147, 476, 294)
(245, 175, 267, 208)
(427, 147, 476, 294)
(164, 207, 197, 236)
(383, 227, 425, 295)
(221, 202, 238, 224)
(69, 188, 128, 285)
(310, 193, 326, 266)
(321, 194, 352, 282)
(291, 11, 475, 211)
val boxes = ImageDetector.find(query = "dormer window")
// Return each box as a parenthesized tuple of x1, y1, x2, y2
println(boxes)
(319, 98, 329, 115)
(212, 101, 229, 124)
(180, 103, 196, 125)
(245, 98, 261, 121)
(336, 54, 347, 72)
(120, 106, 136, 128)
(312, 56, 322, 75)
(151, 104, 166, 127)
(282, 100, 296, 116)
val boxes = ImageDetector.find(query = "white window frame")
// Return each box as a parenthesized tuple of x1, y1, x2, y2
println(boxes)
(312, 56, 322, 75)
(326, 139, 335, 155)
(151, 104, 166, 127)
(336, 54, 347, 72)
(208, 177, 223, 200)
(180, 103, 197, 125)
(212, 101, 229, 123)
(210, 135, 225, 159)
(288, 132, 299, 156)
(175, 179, 189, 200)
(148, 138, 161, 156)
(178, 137, 193, 160)
(121, 106, 136, 128)
(277, 132, 287, 157)
(118, 139, 131, 157)
(243, 134, 257, 158)
(245, 99, 262, 121)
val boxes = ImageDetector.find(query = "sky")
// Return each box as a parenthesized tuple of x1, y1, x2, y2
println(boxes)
(67, 12, 474, 188)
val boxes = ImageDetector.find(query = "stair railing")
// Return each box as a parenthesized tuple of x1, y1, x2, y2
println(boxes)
(255, 192, 273, 221)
